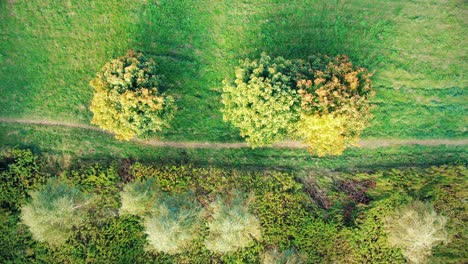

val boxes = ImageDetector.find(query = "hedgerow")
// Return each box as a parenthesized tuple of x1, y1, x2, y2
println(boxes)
(0, 148, 465, 263)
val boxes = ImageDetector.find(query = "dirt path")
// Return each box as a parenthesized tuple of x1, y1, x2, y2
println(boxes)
(1, 117, 467, 149)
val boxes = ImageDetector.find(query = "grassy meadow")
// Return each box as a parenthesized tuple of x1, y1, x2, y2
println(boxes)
(0, 0, 466, 142)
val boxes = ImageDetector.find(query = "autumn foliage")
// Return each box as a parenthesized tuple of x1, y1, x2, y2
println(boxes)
(222, 53, 373, 156)
(90, 50, 176, 140)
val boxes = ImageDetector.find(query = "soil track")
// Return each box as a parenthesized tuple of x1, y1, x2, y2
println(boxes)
(1, 118, 467, 149)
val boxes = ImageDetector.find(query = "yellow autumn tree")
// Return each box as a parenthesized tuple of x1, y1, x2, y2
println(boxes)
(296, 113, 350, 156)
(90, 50, 176, 140)
(296, 55, 374, 156)
(222, 53, 373, 156)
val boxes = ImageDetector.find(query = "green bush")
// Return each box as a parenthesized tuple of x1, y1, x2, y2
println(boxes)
(2, 149, 464, 263)
(350, 198, 407, 263)
(65, 215, 158, 263)
(0, 210, 31, 263)
(0, 149, 46, 210)
(428, 165, 468, 262)
(90, 50, 176, 140)
(221, 53, 373, 156)
(205, 191, 262, 254)
(20, 179, 90, 246)
(130, 162, 195, 192)
(65, 165, 118, 192)
(144, 192, 203, 254)
(221, 53, 306, 146)
(253, 172, 312, 249)
(384, 200, 448, 264)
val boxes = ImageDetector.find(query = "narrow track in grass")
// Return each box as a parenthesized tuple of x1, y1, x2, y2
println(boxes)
(1, 117, 467, 149)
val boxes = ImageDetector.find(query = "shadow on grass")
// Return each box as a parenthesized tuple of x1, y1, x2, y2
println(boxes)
(253, 1, 390, 69)
(132, 1, 242, 142)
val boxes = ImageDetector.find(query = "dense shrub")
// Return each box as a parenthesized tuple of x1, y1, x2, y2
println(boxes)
(205, 191, 262, 253)
(20, 179, 90, 246)
(130, 162, 195, 192)
(69, 216, 154, 263)
(221, 53, 373, 156)
(90, 50, 176, 140)
(0, 149, 46, 210)
(351, 198, 407, 263)
(2, 149, 464, 263)
(144, 192, 203, 254)
(428, 165, 468, 262)
(221, 53, 307, 146)
(0, 210, 31, 263)
(384, 200, 448, 264)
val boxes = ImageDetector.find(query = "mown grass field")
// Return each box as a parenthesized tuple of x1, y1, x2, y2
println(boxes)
(0, 0, 466, 142)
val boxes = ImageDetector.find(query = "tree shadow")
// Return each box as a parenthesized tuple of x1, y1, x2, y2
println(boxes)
(132, 1, 243, 142)
(251, 1, 389, 69)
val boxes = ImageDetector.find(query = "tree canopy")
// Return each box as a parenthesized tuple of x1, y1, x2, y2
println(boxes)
(90, 50, 176, 140)
(222, 53, 373, 156)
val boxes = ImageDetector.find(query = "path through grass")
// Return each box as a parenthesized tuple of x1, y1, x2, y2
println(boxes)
(1, 122, 466, 172)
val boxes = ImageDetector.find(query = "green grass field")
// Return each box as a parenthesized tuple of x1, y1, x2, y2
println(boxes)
(0, 0, 466, 142)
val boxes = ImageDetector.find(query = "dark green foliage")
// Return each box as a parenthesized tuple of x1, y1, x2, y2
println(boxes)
(252, 172, 313, 249)
(333, 165, 468, 263)
(292, 218, 340, 263)
(0, 147, 465, 263)
(64, 165, 119, 193)
(67, 216, 157, 264)
(429, 165, 468, 263)
(63, 165, 121, 221)
(350, 198, 407, 263)
(0, 210, 32, 263)
(378, 165, 468, 263)
(0, 149, 46, 210)
(130, 162, 195, 192)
